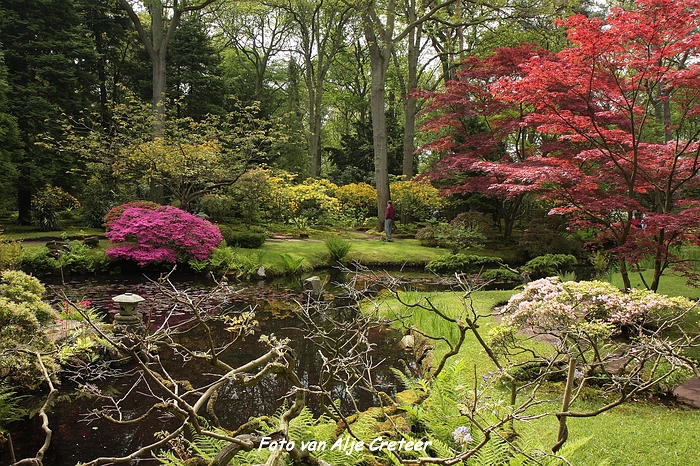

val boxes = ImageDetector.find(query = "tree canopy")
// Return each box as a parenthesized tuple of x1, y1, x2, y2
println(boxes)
(421, 0, 700, 290)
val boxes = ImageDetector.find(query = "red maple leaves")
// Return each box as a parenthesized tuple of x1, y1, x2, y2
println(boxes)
(421, 0, 700, 290)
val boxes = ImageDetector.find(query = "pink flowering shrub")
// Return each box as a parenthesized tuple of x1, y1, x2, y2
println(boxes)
(502, 277, 696, 334)
(105, 206, 223, 266)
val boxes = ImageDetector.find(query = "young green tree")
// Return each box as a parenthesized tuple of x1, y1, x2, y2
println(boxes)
(112, 99, 285, 209)
(211, 1, 292, 115)
(270, 0, 355, 177)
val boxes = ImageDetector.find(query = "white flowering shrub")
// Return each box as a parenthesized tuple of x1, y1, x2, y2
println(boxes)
(502, 277, 696, 334)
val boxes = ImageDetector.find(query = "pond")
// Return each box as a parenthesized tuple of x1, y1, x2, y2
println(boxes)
(3, 270, 423, 466)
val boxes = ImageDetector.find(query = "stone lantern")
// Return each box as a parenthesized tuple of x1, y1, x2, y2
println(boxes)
(112, 292, 145, 330)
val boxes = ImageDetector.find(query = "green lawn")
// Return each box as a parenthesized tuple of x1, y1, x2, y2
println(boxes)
(607, 269, 700, 299)
(522, 399, 700, 465)
(1, 222, 104, 241)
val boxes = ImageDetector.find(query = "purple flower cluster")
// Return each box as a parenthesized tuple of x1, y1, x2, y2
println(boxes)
(105, 206, 223, 266)
(453, 426, 473, 445)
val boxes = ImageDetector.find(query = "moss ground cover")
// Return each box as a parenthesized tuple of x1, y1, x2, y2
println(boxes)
(240, 236, 452, 276)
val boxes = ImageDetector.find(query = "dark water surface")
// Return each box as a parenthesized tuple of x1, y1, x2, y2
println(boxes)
(3, 273, 410, 466)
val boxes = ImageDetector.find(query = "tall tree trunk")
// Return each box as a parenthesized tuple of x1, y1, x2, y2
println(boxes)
(365, 25, 392, 232)
(402, 10, 420, 179)
(307, 79, 323, 177)
(119, 0, 184, 203)
(619, 258, 632, 291)
(360, 0, 456, 229)
(17, 186, 31, 225)
(650, 82, 672, 292)
(118, 0, 182, 137)
(403, 96, 417, 179)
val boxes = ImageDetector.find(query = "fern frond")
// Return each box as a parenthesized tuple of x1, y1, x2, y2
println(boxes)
(473, 436, 515, 465)
(427, 436, 457, 459)
(391, 367, 421, 392)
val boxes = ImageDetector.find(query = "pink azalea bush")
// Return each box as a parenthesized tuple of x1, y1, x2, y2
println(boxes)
(502, 277, 696, 333)
(105, 205, 223, 266)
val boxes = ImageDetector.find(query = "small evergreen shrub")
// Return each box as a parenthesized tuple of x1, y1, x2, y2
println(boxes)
(0, 270, 55, 341)
(450, 212, 497, 240)
(0, 232, 21, 270)
(522, 254, 578, 279)
(416, 223, 450, 247)
(226, 231, 266, 249)
(416, 222, 486, 252)
(325, 236, 351, 263)
(519, 215, 582, 259)
(199, 193, 235, 222)
(32, 186, 80, 231)
(481, 268, 521, 282)
(217, 224, 235, 244)
(79, 178, 120, 228)
(425, 254, 502, 274)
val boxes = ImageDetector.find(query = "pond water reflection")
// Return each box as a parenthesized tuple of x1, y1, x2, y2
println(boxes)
(4, 272, 413, 466)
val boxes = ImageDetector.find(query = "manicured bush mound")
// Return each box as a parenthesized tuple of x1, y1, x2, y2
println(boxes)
(223, 230, 266, 249)
(522, 254, 577, 279)
(425, 254, 502, 274)
(481, 267, 521, 282)
(0, 270, 54, 342)
(105, 205, 223, 265)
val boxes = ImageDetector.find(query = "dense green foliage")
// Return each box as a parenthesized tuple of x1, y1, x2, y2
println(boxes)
(425, 253, 502, 274)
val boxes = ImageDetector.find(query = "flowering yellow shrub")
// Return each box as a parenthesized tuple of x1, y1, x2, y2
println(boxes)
(335, 183, 377, 219)
(224, 168, 293, 224)
(232, 170, 341, 224)
(390, 179, 443, 222)
(283, 179, 341, 224)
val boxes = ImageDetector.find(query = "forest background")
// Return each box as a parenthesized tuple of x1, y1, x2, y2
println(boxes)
(0, 0, 587, 232)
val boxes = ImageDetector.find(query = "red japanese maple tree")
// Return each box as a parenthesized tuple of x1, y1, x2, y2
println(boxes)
(418, 44, 557, 238)
(423, 0, 700, 291)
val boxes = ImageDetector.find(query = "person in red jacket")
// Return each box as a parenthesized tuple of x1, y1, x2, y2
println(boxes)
(384, 200, 395, 241)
